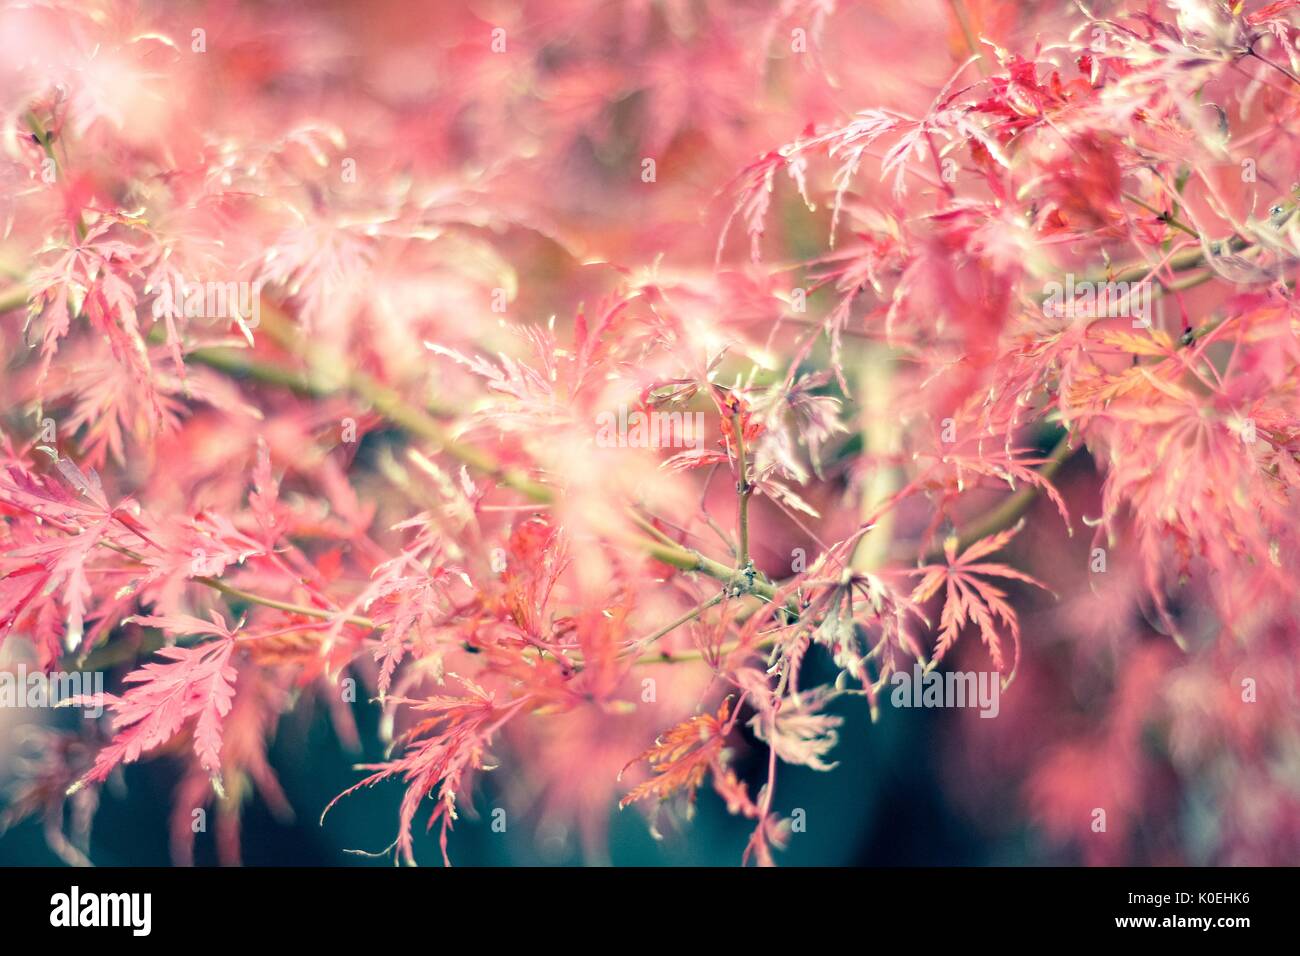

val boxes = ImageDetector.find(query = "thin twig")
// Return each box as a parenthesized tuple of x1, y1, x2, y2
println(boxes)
(632, 593, 723, 651)
(924, 429, 1076, 562)
(732, 412, 753, 570)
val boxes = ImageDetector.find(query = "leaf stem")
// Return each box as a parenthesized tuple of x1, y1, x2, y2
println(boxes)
(1122, 192, 1200, 239)
(946, 0, 988, 76)
(192, 575, 377, 630)
(25, 112, 86, 242)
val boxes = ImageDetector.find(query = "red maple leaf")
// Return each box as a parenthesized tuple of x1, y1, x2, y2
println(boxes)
(72, 616, 239, 795)
(908, 521, 1048, 679)
(322, 677, 526, 866)
(0, 452, 157, 654)
(619, 697, 734, 810)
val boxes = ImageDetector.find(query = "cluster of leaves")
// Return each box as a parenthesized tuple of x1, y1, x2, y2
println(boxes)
(1, 0, 1298, 866)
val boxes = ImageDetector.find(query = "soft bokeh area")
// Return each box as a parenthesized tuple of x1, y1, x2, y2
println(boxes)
(2, 0, 1298, 866)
